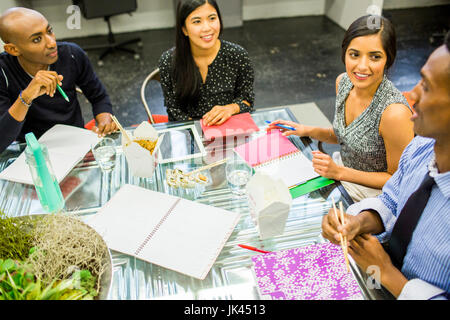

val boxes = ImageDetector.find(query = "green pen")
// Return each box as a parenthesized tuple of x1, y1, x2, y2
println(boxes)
(56, 84, 69, 102)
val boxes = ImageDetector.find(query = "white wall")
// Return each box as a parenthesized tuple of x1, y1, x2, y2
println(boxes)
(24, 0, 174, 40)
(383, 0, 450, 9)
(1, 0, 327, 41)
(325, 0, 384, 30)
(242, 0, 325, 20)
(0, 0, 449, 42)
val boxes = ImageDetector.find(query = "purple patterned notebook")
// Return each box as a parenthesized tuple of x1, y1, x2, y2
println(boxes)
(252, 242, 363, 300)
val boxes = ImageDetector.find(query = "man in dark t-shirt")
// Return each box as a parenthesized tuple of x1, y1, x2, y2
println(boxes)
(0, 7, 117, 153)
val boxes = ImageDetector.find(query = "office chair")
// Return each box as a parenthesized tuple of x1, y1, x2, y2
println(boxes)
(73, 0, 142, 66)
(140, 68, 169, 124)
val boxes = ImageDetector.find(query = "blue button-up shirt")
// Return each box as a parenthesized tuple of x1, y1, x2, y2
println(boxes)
(347, 136, 450, 299)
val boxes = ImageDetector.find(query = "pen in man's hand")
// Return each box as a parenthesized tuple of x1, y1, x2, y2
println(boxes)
(265, 120, 295, 131)
(56, 84, 70, 102)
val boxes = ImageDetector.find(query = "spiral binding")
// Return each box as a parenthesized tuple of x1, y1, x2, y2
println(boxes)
(134, 198, 181, 256)
(254, 150, 300, 168)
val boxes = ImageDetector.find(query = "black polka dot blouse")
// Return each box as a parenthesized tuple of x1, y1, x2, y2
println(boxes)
(158, 40, 255, 121)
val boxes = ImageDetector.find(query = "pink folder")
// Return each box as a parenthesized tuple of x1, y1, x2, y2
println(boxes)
(234, 130, 298, 167)
(200, 112, 259, 140)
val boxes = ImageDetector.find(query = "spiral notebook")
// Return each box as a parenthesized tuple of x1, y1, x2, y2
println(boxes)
(234, 130, 319, 188)
(85, 184, 240, 280)
(252, 243, 363, 300)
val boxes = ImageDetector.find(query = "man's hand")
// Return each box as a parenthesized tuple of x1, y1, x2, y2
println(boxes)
(348, 234, 408, 297)
(347, 234, 392, 271)
(202, 104, 238, 126)
(321, 208, 362, 245)
(93, 112, 118, 137)
(22, 70, 63, 103)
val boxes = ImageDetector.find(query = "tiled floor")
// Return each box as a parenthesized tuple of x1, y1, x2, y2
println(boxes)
(66, 5, 450, 127)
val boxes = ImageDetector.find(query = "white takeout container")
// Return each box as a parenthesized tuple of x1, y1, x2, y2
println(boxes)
(122, 121, 159, 178)
(247, 171, 292, 240)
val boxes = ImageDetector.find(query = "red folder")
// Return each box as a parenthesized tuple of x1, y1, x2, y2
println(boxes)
(200, 112, 260, 140)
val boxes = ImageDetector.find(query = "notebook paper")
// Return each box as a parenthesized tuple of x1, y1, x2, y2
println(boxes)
(0, 124, 99, 185)
(256, 152, 319, 187)
(200, 112, 260, 140)
(234, 130, 298, 167)
(85, 184, 240, 280)
(252, 242, 363, 300)
(234, 130, 319, 188)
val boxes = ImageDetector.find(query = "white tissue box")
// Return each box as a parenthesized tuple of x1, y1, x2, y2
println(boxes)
(247, 171, 292, 240)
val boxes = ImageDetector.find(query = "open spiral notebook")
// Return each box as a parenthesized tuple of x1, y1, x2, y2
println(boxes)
(234, 130, 319, 188)
(85, 184, 240, 280)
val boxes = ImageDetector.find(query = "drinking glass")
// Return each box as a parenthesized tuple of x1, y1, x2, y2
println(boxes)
(91, 138, 117, 172)
(226, 158, 252, 195)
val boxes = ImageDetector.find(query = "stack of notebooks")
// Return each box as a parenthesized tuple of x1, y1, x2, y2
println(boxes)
(234, 130, 334, 198)
(252, 242, 363, 300)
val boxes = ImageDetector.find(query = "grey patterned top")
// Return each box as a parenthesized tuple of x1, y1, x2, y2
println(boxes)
(333, 73, 410, 172)
(159, 40, 255, 121)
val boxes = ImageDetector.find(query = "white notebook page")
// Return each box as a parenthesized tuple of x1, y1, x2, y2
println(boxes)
(0, 124, 99, 185)
(86, 184, 240, 280)
(256, 151, 319, 188)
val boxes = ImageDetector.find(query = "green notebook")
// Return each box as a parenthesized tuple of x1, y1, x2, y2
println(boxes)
(289, 176, 335, 199)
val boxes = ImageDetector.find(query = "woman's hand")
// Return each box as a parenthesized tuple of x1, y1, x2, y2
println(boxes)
(202, 104, 238, 126)
(266, 119, 311, 137)
(311, 150, 344, 180)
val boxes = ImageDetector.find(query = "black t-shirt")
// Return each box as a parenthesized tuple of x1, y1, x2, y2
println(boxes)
(0, 41, 112, 152)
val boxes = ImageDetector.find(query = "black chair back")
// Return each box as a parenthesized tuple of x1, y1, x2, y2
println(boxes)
(73, 0, 137, 19)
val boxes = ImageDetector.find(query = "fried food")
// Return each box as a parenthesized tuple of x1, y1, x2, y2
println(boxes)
(134, 139, 157, 154)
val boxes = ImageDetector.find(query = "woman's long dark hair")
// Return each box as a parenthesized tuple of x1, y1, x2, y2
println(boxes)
(173, 0, 223, 109)
(341, 15, 397, 71)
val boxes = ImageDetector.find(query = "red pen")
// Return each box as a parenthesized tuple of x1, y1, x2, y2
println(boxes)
(238, 244, 271, 254)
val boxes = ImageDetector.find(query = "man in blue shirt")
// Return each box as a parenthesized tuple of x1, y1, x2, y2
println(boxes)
(0, 7, 117, 153)
(322, 33, 450, 299)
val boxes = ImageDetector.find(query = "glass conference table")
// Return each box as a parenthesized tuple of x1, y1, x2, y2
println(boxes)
(0, 107, 393, 300)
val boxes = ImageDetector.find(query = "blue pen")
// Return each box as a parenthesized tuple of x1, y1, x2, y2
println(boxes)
(265, 120, 295, 131)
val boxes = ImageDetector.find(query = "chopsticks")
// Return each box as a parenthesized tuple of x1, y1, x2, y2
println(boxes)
(110, 114, 133, 144)
(331, 196, 350, 272)
(186, 158, 229, 176)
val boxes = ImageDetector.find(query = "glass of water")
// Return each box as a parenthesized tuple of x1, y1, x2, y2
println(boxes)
(226, 158, 252, 195)
(91, 137, 117, 172)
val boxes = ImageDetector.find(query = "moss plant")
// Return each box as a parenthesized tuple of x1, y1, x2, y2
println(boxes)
(26, 214, 108, 296)
(0, 211, 34, 261)
(0, 211, 109, 300)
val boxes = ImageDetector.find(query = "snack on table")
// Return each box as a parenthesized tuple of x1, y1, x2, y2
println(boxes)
(166, 168, 209, 189)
